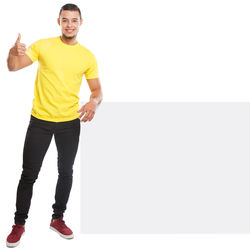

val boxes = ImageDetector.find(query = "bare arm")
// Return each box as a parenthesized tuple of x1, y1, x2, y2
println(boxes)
(7, 33, 33, 71)
(77, 78, 103, 122)
(87, 77, 103, 105)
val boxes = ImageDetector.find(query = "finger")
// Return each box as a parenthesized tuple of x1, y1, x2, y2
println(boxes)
(81, 106, 86, 114)
(17, 48, 26, 55)
(78, 108, 85, 116)
(83, 110, 92, 120)
(80, 116, 87, 122)
(16, 33, 21, 43)
(19, 43, 26, 48)
(17, 52, 25, 56)
(88, 113, 95, 121)
(88, 111, 95, 120)
(18, 45, 26, 51)
(81, 113, 89, 122)
(17, 45, 26, 51)
(18, 47, 26, 53)
(78, 111, 86, 119)
(18, 51, 26, 56)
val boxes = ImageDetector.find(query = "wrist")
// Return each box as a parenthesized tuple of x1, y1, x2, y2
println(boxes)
(90, 98, 99, 105)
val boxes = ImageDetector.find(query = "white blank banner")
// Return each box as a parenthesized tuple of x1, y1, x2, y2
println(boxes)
(80, 102, 250, 233)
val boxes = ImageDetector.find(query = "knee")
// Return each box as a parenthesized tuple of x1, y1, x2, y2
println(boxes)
(58, 168, 73, 178)
(20, 167, 39, 184)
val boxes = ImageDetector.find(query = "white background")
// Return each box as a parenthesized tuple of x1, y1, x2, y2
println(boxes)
(0, 0, 250, 249)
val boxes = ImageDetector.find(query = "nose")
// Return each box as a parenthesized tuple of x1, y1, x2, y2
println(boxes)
(65, 21, 74, 27)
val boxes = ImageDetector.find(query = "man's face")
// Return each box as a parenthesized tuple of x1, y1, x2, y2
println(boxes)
(57, 10, 83, 39)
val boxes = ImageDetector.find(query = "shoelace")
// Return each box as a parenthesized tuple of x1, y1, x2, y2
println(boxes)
(11, 225, 23, 235)
(56, 219, 68, 229)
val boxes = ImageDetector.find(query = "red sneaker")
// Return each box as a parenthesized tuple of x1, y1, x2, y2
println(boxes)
(50, 217, 74, 239)
(6, 224, 25, 248)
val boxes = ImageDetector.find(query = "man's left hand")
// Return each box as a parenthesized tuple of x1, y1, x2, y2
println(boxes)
(77, 100, 98, 122)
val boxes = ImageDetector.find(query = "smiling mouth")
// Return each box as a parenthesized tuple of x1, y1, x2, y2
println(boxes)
(66, 29, 74, 33)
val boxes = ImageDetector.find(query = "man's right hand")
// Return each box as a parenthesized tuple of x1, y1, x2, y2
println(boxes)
(9, 33, 27, 56)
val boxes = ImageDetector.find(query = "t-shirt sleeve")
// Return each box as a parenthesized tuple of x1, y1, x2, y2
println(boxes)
(25, 40, 40, 62)
(85, 52, 99, 79)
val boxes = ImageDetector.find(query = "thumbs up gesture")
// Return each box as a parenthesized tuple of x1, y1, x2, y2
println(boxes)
(10, 33, 27, 56)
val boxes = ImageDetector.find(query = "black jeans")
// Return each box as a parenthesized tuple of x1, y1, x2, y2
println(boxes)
(14, 115, 81, 225)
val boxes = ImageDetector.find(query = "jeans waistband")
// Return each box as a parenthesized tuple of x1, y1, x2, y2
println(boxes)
(30, 115, 79, 124)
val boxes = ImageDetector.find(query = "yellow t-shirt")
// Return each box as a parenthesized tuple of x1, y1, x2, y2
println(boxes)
(25, 36, 99, 122)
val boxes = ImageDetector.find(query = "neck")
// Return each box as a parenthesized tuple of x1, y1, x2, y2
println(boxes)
(60, 34, 78, 45)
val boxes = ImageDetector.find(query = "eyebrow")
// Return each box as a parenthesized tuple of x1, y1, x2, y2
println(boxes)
(62, 17, 78, 20)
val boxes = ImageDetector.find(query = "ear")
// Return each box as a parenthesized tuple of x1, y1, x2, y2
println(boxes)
(80, 18, 83, 25)
(57, 18, 60, 26)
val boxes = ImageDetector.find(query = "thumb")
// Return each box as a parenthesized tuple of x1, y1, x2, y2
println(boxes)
(16, 33, 21, 43)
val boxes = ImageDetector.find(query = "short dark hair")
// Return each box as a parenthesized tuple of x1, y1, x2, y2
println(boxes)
(59, 3, 82, 19)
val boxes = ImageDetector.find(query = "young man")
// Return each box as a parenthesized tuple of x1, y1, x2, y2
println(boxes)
(6, 3, 103, 248)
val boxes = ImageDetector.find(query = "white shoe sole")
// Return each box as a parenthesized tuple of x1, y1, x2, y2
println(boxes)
(6, 232, 25, 248)
(50, 226, 74, 239)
